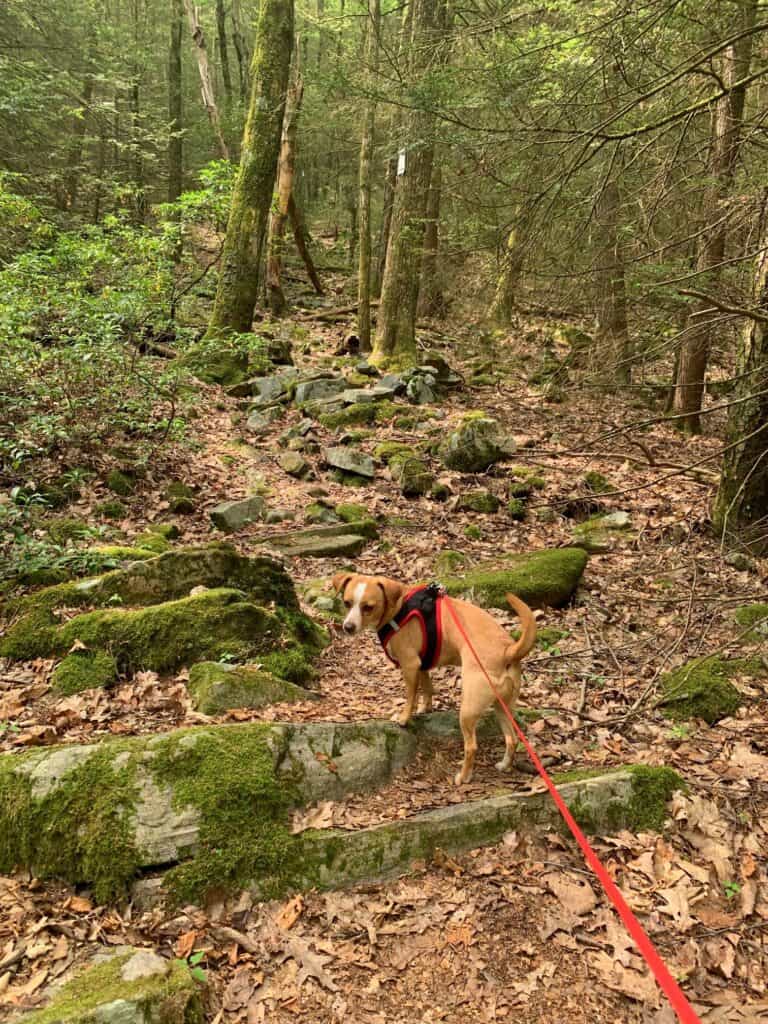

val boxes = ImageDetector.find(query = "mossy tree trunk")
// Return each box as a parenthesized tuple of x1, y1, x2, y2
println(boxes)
(712, 191, 768, 554)
(671, 0, 757, 433)
(168, 0, 184, 203)
(592, 176, 630, 386)
(356, 0, 380, 351)
(206, 0, 294, 337)
(216, 0, 233, 109)
(183, 0, 230, 160)
(418, 160, 445, 318)
(372, 0, 443, 368)
(267, 47, 304, 317)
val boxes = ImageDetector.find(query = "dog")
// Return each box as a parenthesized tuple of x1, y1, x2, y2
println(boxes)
(331, 572, 537, 785)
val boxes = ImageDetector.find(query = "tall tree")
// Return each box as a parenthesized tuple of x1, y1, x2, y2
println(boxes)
(356, 0, 381, 351)
(183, 0, 230, 159)
(216, 0, 233, 108)
(230, 0, 251, 101)
(712, 191, 768, 553)
(206, 0, 294, 337)
(593, 174, 630, 385)
(267, 46, 304, 316)
(168, 0, 184, 202)
(372, 0, 442, 367)
(671, 0, 758, 432)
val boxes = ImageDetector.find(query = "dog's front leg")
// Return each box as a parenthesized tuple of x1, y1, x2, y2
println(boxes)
(417, 671, 433, 713)
(391, 660, 421, 727)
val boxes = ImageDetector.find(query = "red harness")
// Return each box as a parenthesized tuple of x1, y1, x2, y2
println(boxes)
(378, 584, 444, 670)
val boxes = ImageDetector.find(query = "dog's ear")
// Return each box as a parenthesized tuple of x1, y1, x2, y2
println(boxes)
(330, 572, 354, 595)
(376, 577, 404, 619)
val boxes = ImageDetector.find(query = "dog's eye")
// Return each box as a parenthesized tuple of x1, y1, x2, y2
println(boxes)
(343, 600, 352, 608)
(362, 604, 374, 613)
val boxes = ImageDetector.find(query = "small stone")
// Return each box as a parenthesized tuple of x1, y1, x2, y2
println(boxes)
(265, 509, 294, 524)
(455, 490, 501, 514)
(279, 452, 310, 478)
(390, 453, 434, 497)
(210, 495, 266, 533)
(341, 386, 397, 404)
(264, 528, 368, 557)
(246, 405, 283, 434)
(380, 372, 406, 393)
(165, 481, 196, 515)
(406, 374, 437, 405)
(324, 446, 375, 479)
(355, 362, 379, 377)
(120, 950, 169, 982)
(188, 662, 313, 714)
(249, 370, 299, 406)
(725, 551, 758, 573)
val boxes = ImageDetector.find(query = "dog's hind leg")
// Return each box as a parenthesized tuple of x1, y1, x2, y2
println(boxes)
(493, 670, 522, 771)
(455, 673, 489, 785)
(417, 671, 433, 713)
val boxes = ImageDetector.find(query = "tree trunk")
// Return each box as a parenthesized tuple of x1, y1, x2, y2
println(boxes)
(375, 153, 396, 298)
(183, 0, 231, 160)
(267, 49, 304, 317)
(592, 178, 630, 385)
(671, 0, 757, 432)
(372, 0, 441, 367)
(231, 0, 251, 101)
(418, 161, 445, 318)
(61, 73, 94, 213)
(288, 195, 323, 294)
(712, 192, 768, 554)
(489, 218, 526, 324)
(168, 0, 184, 202)
(216, 0, 233, 107)
(206, 0, 294, 337)
(356, 0, 380, 351)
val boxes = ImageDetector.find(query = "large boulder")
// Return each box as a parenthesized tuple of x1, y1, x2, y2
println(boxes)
(18, 948, 203, 1024)
(324, 446, 375, 479)
(659, 656, 760, 724)
(442, 547, 588, 609)
(440, 415, 515, 472)
(294, 377, 347, 404)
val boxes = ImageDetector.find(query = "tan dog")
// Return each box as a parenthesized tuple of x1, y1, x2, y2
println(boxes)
(331, 573, 537, 785)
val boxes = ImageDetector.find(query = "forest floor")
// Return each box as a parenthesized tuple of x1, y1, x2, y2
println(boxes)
(1, 304, 768, 1023)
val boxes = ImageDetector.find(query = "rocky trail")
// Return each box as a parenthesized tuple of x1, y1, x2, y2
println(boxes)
(1, 314, 767, 1023)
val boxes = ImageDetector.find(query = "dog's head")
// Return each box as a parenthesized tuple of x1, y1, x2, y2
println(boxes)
(331, 572, 405, 636)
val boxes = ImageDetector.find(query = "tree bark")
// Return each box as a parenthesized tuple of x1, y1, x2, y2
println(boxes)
(61, 73, 94, 213)
(489, 216, 526, 324)
(168, 0, 184, 202)
(216, 0, 233, 107)
(418, 160, 445, 318)
(206, 0, 294, 337)
(712, 191, 768, 554)
(288, 194, 323, 294)
(183, 0, 231, 160)
(592, 178, 630, 385)
(231, 0, 251, 101)
(372, 0, 442, 367)
(356, 0, 380, 351)
(267, 49, 304, 317)
(671, 0, 757, 432)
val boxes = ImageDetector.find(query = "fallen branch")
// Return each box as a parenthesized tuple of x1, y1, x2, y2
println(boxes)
(679, 288, 768, 324)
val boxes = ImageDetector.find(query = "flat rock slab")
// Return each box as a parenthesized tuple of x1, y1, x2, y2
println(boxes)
(341, 386, 397, 404)
(18, 947, 203, 1024)
(187, 662, 317, 714)
(294, 377, 347, 404)
(443, 547, 588, 610)
(324, 446, 375, 478)
(209, 495, 266, 533)
(266, 532, 367, 557)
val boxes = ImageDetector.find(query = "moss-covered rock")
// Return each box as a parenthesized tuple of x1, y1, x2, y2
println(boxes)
(440, 415, 515, 473)
(133, 531, 171, 554)
(45, 518, 92, 545)
(572, 511, 633, 554)
(105, 469, 135, 497)
(95, 500, 128, 519)
(733, 603, 768, 642)
(19, 948, 204, 1024)
(583, 470, 610, 493)
(443, 547, 588, 609)
(464, 524, 482, 540)
(659, 656, 759, 723)
(374, 440, 414, 464)
(334, 504, 378, 537)
(319, 403, 377, 429)
(187, 662, 314, 714)
(165, 481, 196, 515)
(52, 650, 119, 695)
(391, 453, 434, 497)
(455, 490, 501, 514)
(507, 498, 527, 521)
(181, 344, 249, 387)
(434, 550, 467, 576)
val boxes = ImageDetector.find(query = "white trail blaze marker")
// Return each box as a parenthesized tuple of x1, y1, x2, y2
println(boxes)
(397, 149, 406, 176)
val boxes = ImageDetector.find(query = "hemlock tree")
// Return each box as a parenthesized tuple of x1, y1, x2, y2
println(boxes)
(206, 0, 294, 338)
(712, 192, 768, 554)
(372, 0, 442, 368)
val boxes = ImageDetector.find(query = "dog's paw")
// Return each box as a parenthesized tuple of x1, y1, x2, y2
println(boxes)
(391, 710, 411, 727)
(495, 757, 513, 772)
(454, 770, 472, 786)
(417, 701, 433, 714)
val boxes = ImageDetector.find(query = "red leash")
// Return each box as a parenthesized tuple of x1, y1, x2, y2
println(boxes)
(442, 597, 701, 1024)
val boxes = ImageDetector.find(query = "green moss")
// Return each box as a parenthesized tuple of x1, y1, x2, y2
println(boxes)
(434, 550, 467, 575)
(188, 662, 310, 714)
(464, 525, 482, 540)
(508, 498, 527, 520)
(52, 650, 119, 695)
(319, 402, 377, 429)
(456, 490, 501, 514)
(390, 452, 434, 497)
(45, 518, 92, 544)
(329, 470, 368, 487)
(659, 656, 756, 723)
(443, 547, 588, 609)
(150, 725, 300, 903)
(95, 499, 128, 519)
(374, 441, 414, 464)
(564, 765, 683, 834)
(20, 952, 202, 1024)
(373, 400, 400, 422)
(334, 504, 378, 537)
(148, 522, 181, 541)
(733, 603, 768, 642)
(393, 414, 417, 429)
(105, 469, 135, 496)
(261, 647, 317, 686)
(509, 482, 533, 498)
(90, 545, 157, 562)
(0, 743, 143, 902)
(583, 470, 610, 493)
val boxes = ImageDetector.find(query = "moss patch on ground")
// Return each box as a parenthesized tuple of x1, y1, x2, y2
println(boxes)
(443, 547, 588, 609)
(659, 656, 759, 723)
(187, 662, 312, 714)
(733, 603, 768, 642)
(52, 650, 119, 695)
(20, 950, 203, 1024)
(318, 403, 377, 429)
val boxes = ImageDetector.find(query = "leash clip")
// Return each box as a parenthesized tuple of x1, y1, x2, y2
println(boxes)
(425, 581, 447, 598)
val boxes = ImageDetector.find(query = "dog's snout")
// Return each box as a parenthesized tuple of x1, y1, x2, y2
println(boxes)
(343, 621, 356, 635)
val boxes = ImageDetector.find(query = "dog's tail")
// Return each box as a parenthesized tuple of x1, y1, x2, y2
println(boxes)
(504, 593, 537, 666)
